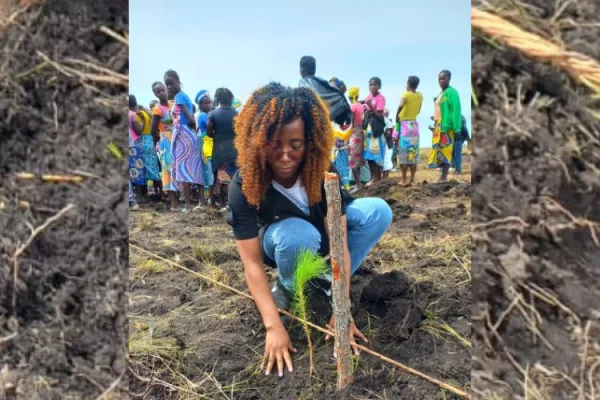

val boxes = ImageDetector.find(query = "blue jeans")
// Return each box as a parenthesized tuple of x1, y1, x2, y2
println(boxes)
(263, 198, 393, 291)
(452, 139, 464, 173)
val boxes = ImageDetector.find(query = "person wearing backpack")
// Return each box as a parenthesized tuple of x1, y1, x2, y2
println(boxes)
(362, 77, 387, 187)
(298, 56, 353, 129)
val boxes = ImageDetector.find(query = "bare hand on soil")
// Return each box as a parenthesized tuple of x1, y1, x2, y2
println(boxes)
(325, 315, 368, 357)
(262, 324, 297, 377)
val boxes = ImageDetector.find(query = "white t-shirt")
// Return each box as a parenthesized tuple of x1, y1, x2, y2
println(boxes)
(385, 117, 394, 130)
(272, 178, 310, 215)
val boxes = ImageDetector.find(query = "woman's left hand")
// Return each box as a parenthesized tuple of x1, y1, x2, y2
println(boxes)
(325, 315, 368, 357)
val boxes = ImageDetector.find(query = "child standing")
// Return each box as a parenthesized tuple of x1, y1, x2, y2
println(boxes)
(382, 109, 395, 178)
(195, 90, 215, 210)
(207, 88, 238, 212)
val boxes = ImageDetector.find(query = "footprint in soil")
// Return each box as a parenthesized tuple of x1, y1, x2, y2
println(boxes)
(416, 220, 437, 231)
(384, 198, 413, 220)
(415, 259, 446, 269)
(413, 280, 435, 298)
(449, 183, 471, 197)
(360, 271, 411, 304)
(426, 203, 467, 219)
(422, 180, 460, 196)
(383, 298, 425, 340)
(365, 180, 397, 197)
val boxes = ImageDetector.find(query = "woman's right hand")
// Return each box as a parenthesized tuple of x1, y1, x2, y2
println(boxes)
(262, 324, 296, 377)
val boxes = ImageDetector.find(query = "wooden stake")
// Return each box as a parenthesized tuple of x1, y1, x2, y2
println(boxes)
(324, 172, 353, 389)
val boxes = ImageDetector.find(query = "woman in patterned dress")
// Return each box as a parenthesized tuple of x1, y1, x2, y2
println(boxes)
(164, 70, 204, 212)
(347, 86, 365, 193)
(136, 104, 162, 198)
(151, 81, 180, 211)
(427, 70, 462, 182)
(129, 95, 146, 198)
(362, 77, 387, 188)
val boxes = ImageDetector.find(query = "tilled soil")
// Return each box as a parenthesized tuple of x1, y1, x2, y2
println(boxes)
(471, 1, 600, 399)
(128, 168, 472, 399)
(0, 1, 128, 399)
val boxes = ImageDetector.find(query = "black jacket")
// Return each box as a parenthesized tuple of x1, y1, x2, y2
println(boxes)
(298, 76, 353, 127)
(455, 115, 470, 141)
(226, 165, 354, 267)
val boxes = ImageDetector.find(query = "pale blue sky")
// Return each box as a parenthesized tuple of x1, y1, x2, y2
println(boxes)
(130, 0, 471, 146)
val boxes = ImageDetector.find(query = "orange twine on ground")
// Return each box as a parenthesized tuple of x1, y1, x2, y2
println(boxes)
(471, 7, 600, 96)
(130, 243, 471, 399)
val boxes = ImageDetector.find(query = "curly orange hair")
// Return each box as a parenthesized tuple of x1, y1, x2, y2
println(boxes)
(234, 82, 334, 208)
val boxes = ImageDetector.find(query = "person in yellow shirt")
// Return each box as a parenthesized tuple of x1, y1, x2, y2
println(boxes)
(395, 76, 423, 186)
(332, 121, 352, 188)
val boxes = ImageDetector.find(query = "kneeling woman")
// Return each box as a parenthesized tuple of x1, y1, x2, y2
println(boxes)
(226, 83, 392, 377)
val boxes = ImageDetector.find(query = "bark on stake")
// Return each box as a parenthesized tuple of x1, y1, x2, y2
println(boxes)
(324, 172, 353, 389)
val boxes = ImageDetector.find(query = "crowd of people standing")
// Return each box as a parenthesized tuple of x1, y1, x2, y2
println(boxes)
(128, 57, 468, 212)
(129, 70, 241, 212)
(299, 56, 469, 192)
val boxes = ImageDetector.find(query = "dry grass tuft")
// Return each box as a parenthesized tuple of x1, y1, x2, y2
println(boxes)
(0, 0, 41, 28)
(133, 259, 170, 275)
(129, 332, 179, 360)
(376, 231, 471, 287)
(203, 264, 232, 288)
(192, 241, 216, 263)
(420, 311, 472, 348)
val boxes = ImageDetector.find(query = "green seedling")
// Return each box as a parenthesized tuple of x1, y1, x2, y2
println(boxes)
(291, 249, 329, 377)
